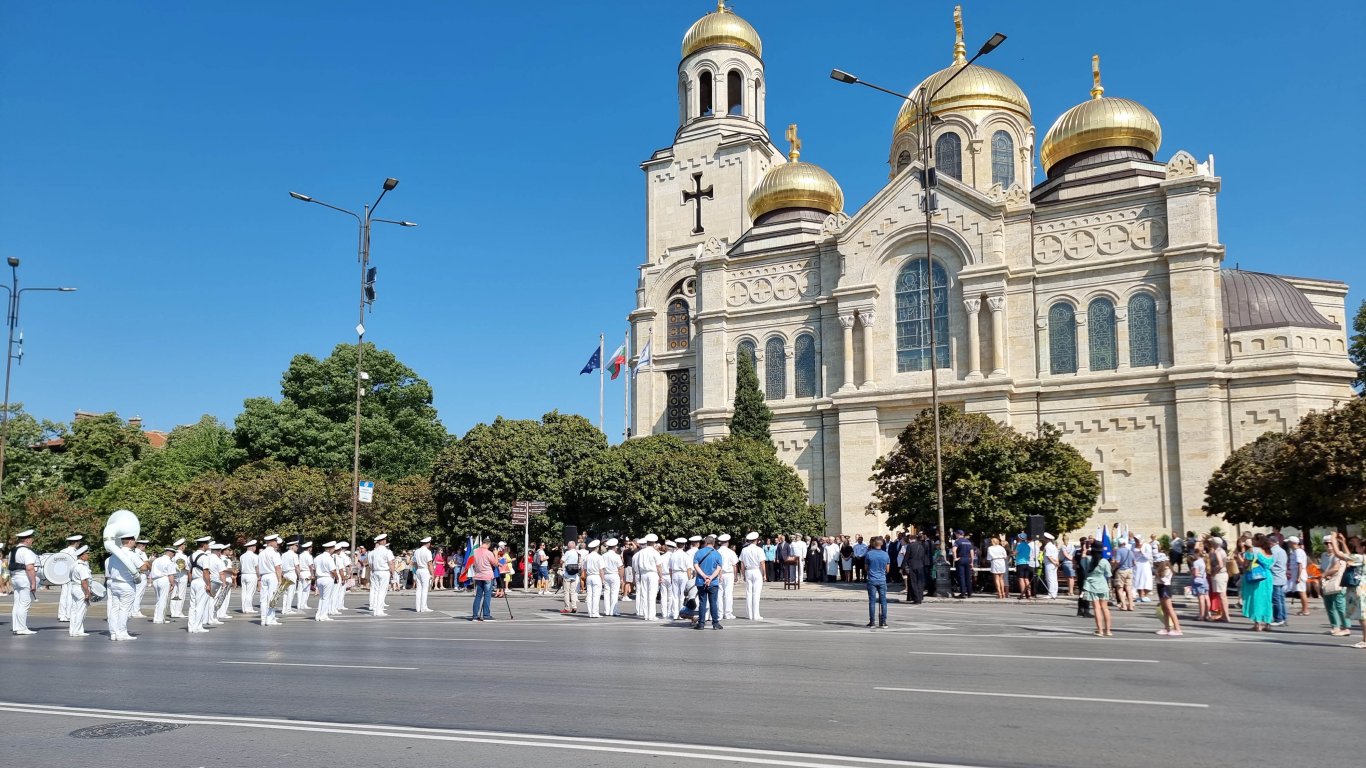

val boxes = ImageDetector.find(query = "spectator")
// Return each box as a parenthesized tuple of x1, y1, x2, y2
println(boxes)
(1207, 537, 1229, 622)
(1269, 536, 1289, 627)
(1326, 533, 1365, 649)
(1285, 536, 1309, 617)
(986, 537, 1008, 599)
(1013, 533, 1034, 601)
(902, 534, 928, 605)
(1111, 537, 1135, 611)
(433, 550, 446, 591)
(1241, 533, 1275, 631)
(953, 531, 975, 599)
(805, 537, 823, 583)
(1059, 535, 1077, 597)
(693, 535, 724, 630)
(1154, 555, 1183, 636)
(852, 536, 868, 582)
(838, 537, 854, 582)
(763, 538, 777, 582)
(467, 539, 499, 623)
(1319, 533, 1351, 637)
(1169, 533, 1185, 574)
(1081, 542, 1112, 636)
(863, 537, 890, 628)
(1189, 543, 1210, 621)
(1133, 534, 1154, 603)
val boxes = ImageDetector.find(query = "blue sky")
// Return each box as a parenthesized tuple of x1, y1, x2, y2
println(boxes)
(2, 1, 1362, 438)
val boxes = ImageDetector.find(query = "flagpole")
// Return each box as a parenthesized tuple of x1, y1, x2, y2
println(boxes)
(598, 333, 605, 433)
(622, 330, 629, 442)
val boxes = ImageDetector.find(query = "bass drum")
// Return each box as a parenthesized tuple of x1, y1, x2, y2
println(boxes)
(39, 552, 76, 586)
(89, 581, 107, 602)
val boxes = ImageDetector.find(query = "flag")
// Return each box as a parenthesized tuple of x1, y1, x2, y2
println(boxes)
(632, 339, 652, 377)
(607, 344, 627, 379)
(1100, 526, 1112, 560)
(580, 345, 602, 375)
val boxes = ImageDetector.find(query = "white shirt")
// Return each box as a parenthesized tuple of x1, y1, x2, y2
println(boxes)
(583, 551, 605, 577)
(106, 546, 141, 586)
(11, 545, 37, 570)
(238, 551, 257, 576)
(1044, 542, 1060, 565)
(412, 546, 433, 570)
(207, 553, 225, 584)
(791, 539, 808, 559)
(562, 548, 581, 567)
(281, 550, 300, 579)
(824, 543, 841, 563)
(602, 551, 623, 575)
(336, 552, 351, 576)
(150, 554, 176, 580)
(719, 546, 739, 575)
(370, 545, 394, 571)
(72, 560, 92, 590)
(636, 546, 660, 576)
(667, 549, 689, 575)
(299, 552, 314, 578)
(314, 552, 336, 578)
(740, 543, 765, 572)
(987, 544, 1008, 565)
(258, 547, 281, 576)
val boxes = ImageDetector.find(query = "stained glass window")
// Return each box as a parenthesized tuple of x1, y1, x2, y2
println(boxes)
(765, 337, 786, 400)
(1049, 302, 1077, 375)
(895, 258, 950, 372)
(666, 369, 691, 431)
(935, 133, 962, 181)
(794, 334, 817, 398)
(991, 131, 1014, 189)
(1088, 298, 1117, 371)
(667, 299, 690, 351)
(1128, 293, 1159, 367)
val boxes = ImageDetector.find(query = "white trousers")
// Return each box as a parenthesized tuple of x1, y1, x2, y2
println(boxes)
(107, 581, 134, 638)
(603, 574, 621, 616)
(314, 577, 335, 620)
(330, 578, 346, 613)
(720, 572, 736, 618)
(282, 578, 297, 613)
(414, 570, 431, 612)
(152, 576, 171, 623)
(369, 571, 390, 616)
(240, 573, 258, 613)
(214, 583, 232, 618)
(745, 571, 763, 620)
(586, 575, 603, 617)
(187, 579, 208, 632)
(171, 574, 187, 617)
(670, 573, 688, 620)
(1045, 563, 1059, 598)
(58, 581, 73, 621)
(259, 574, 279, 624)
(637, 573, 658, 620)
(658, 573, 675, 618)
(69, 594, 88, 636)
(9, 573, 32, 632)
(133, 575, 148, 615)
(296, 578, 312, 610)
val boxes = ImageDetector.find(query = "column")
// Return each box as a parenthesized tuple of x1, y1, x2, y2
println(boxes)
(1075, 311, 1090, 374)
(784, 343, 796, 400)
(755, 349, 766, 399)
(1115, 305, 1131, 371)
(964, 298, 982, 380)
(1156, 299, 1173, 366)
(859, 310, 876, 388)
(839, 313, 856, 391)
(987, 295, 1006, 377)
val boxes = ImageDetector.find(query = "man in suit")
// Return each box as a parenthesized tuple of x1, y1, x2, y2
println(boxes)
(774, 535, 792, 583)
(902, 534, 928, 604)
(886, 533, 904, 585)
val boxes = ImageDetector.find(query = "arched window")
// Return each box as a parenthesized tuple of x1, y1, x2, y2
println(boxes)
(991, 130, 1014, 189)
(667, 299, 690, 351)
(895, 258, 950, 372)
(737, 339, 757, 384)
(1088, 298, 1117, 371)
(699, 72, 714, 117)
(794, 333, 817, 398)
(765, 338, 786, 399)
(727, 70, 743, 115)
(1128, 294, 1159, 367)
(1049, 302, 1077, 375)
(896, 150, 913, 174)
(935, 133, 962, 181)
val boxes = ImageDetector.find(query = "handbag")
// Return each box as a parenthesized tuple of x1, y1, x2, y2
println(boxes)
(1322, 564, 1345, 595)
(1245, 556, 1268, 583)
(1342, 564, 1361, 588)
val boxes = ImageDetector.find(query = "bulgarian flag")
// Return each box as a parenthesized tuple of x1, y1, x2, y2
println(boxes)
(607, 344, 627, 380)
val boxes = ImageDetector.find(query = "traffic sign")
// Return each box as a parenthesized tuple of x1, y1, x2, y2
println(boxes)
(358, 480, 375, 504)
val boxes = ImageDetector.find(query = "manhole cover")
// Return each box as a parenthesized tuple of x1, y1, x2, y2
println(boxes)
(70, 720, 187, 739)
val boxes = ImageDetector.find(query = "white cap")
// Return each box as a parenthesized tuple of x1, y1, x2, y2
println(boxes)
(210, 542, 226, 550)
(374, 534, 387, 542)
(689, 535, 702, 543)
(1322, 533, 1335, 542)
(15, 529, 34, 538)
(1285, 535, 1300, 544)
(74, 545, 89, 556)
(244, 539, 258, 547)
(636, 538, 648, 545)
(1043, 532, 1055, 541)
(263, 534, 280, 542)
(665, 539, 677, 548)
(66, 534, 84, 542)
(323, 541, 337, 549)
(172, 538, 186, 546)
(195, 536, 212, 544)
(605, 538, 618, 547)
(675, 538, 687, 545)
(337, 541, 349, 548)
(645, 533, 659, 543)
(302, 541, 313, 547)
(587, 539, 601, 549)
(746, 532, 760, 541)
(162, 545, 175, 552)
(419, 537, 432, 544)
(718, 534, 732, 542)
(498, 541, 507, 547)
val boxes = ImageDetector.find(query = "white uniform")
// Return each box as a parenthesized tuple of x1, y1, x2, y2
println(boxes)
(57, 544, 79, 621)
(666, 549, 690, 620)
(313, 551, 336, 621)
(583, 551, 605, 618)
(636, 546, 661, 621)
(258, 546, 282, 625)
(205, 552, 226, 625)
(187, 548, 211, 633)
(238, 550, 259, 613)
(105, 546, 141, 640)
(171, 550, 190, 617)
(149, 553, 176, 623)
(741, 543, 766, 620)
(131, 548, 150, 617)
(331, 551, 350, 613)
(8, 544, 38, 634)
(718, 545, 739, 620)
(280, 550, 300, 614)
(368, 544, 394, 616)
(68, 560, 93, 636)
(412, 545, 433, 612)
(1043, 541, 1060, 598)
(602, 550, 623, 616)
(296, 551, 314, 610)
(791, 538, 808, 582)
(215, 554, 235, 619)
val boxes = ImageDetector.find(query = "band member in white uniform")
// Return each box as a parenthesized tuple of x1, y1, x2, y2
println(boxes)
(368, 534, 394, 617)
(238, 540, 259, 614)
(296, 541, 314, 611)
(635, 535, 661, 621)
(170, 538, 190, 619)
(106, 533, 147, 641)
(658, 539, 678, 619)
(257, 534, 283, 626)
(280, 538, 300, 614)
(582, 540, 604, 618)
(331, 542, 351, 615)
(69, 545, 94, 637)
(666, 538, 688, 621)
(149, 546, 177, 623)
(717, 534, 739, 620)
(7, 529, 38, 635)
(215, 546, 236, 619)
(313, 542, 338, 621)
(412, 537, 434, 613)
(131, 539, 151, 617)
(57, 534, 83, 622)
(205, 543, 227, 626)
(740, 532, 765, 621)
(602, 539, 624, 617)
(186, 536, 212, 633)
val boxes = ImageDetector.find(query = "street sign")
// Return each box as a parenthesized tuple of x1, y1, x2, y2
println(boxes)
(510, 501, 529, 525)
(358, 480, 375, 504)
(527, 501, 547, 513)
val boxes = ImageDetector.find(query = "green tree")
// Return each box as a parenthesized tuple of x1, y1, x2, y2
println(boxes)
(1204, 431, 1296, 527)
(1350, 299, 1365, 390)
(234, 343, 448, 481)
(0, 404, 70, 515)
(729, 351, 771, 442)
(1010, 424, 1102, 535)
(9, 489, 102, 554)
(711, 436, 826, 536)
(62, 412, 150, 498)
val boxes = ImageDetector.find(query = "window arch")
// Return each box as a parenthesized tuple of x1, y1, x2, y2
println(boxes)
(727, 70, 743, 115)
(896, 149, 913, 174)
(895, 258, 950, 372)
(667, 298, 690, 351)
(765, 337, 786, 399)
(699, 71, 714, 117)
(1128, 293, 1159, 367)
(935, 133, 962, 181)
(794, 333, 817, 398)
(737, 339, 757, 382)
(1049, 302, 1077, 375)
(991, 130, 1014, 189)
(1088, 298, 1117, 371)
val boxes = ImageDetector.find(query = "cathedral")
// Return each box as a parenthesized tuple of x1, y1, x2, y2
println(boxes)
(627, 4, 1357, 538)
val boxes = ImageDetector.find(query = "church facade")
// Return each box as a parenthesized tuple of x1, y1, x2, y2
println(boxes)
(627, 4, 1358, 538)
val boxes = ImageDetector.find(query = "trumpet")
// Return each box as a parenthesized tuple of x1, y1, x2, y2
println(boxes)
(176, 560, 187, 572)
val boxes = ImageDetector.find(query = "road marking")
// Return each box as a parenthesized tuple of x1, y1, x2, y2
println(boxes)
(383, 637, 545, 643)
(217, 661, 418, 671)
(875, 687, 1208, 709)
(0, 700, 1000, 768)
(905, 651, 1158, 664)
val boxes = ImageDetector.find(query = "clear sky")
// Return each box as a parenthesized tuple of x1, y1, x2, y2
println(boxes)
(2, 1, 1362, 438)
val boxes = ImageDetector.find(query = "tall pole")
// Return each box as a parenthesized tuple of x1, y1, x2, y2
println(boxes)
(622, 330, 629, 442)
(351, 206, 371, 552)
(919, 86, 948, 562)
(598, 333, 605, 433)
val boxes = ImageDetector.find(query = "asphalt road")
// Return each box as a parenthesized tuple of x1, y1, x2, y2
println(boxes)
(2, 588, 1361, 768)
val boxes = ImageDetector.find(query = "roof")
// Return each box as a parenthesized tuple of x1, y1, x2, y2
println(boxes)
(1221, 270, 1338, 332)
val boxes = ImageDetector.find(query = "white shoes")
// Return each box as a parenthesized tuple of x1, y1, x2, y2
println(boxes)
(12, 629, 37, 636)
(70, 631, 89, 637)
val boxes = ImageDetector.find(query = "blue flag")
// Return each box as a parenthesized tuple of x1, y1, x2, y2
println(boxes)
(580, 346, 602, 375)
(1100, 526, 1112, 560)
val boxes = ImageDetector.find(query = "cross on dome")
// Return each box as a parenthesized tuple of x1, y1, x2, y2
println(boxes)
(785, 123, 801, 161)
(1091, 54, 1105, 99)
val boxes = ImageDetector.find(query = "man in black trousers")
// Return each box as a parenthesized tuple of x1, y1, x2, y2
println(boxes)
(903, 534, 927, 604)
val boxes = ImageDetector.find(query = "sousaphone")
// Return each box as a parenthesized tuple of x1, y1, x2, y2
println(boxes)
(102, 509, 140, 552)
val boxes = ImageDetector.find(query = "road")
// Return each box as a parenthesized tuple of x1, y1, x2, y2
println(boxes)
(2, 588, 1360, 767)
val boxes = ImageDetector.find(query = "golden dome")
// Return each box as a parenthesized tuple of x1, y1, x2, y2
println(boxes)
(747, 125, 844, 220)
(1039, 56, 1162, 174)
(682, 2, 762, 59)
(892, 7, 1030, 138)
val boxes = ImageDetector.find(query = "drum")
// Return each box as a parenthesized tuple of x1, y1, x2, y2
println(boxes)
(89, 581, 107, 602)
(39, 552, 76, 586)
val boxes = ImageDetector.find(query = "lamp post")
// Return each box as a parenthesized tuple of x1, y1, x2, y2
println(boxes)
(0, 256, 77, 500)
(289, 180, 416, 549)
(831, 30, 1006, 563)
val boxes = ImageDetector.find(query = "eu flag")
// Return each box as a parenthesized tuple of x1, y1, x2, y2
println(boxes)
(580, 346, 602, 374)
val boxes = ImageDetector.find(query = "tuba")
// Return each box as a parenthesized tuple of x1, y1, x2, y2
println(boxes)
(102, 509, 141, 553)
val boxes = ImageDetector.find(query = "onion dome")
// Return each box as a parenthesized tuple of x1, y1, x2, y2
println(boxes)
(892, 6, 1030, 138)
(1040, 55, 1162, 175)
(682, 1, 762, 59)
(747, 124, 844, 221)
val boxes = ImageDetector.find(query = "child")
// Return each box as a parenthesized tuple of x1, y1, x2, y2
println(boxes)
(1155, 557, 1183, 636)
(1189, 546, 1210, 621)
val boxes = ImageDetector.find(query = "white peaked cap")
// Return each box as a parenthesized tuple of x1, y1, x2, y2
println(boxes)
(302, 541, 313, 547)
(665, 539, 677, 547)
(195, 536, 212, 544)
(718, 534, 732, 542)
(419, 537, 432, 544)
(675, 538, 687, 545)
(322, 541, 337, 548)
(66, 535, 84, 542)
(587, 540, 601, 549)
(210, 543, 226, 550)
(263, 534, 280, 542)
(688, 535, 702, 543)
(337, 541, 349, 548)
(374, 534, 387, 542)
(16, 529, 35, 538)
(244, 539, 258, 547)
(636, 538, 648, 545)
(172, 538, 186, 546)
(163, 546, 175, 552)
(74, 545, 89, 556)
(645, 533, 658, 543)
(605, 538, 618, 547)
(746, 532, 760, 541)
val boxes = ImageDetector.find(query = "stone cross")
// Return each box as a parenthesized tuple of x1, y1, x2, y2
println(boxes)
(682, 172, 713, 235)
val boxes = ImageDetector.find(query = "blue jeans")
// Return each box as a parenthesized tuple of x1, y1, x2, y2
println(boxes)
(696, 582, 720, 626)
(867, 582, 887, 625)
(1271, 584, 1286, 623)
(473, 579, 494, 619)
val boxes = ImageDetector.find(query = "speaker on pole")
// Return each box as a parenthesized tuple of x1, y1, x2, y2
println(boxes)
(1027, 515, 1045, 540)
(562, 525, 579, 545)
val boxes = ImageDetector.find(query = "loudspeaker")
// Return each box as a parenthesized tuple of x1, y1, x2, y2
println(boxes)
(1027, 515, 1045, 540)
(562, 525, 578, 545)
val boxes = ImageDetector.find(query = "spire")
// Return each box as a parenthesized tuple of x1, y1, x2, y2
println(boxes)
(952, 5, 967, 64)
(785, 123, 801, 161)
(1091, 54, 1105, 99)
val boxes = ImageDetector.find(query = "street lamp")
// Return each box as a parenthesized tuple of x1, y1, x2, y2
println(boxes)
(289, 179, 415, 549)
(832, 30, 1006, 563)
(0, 256, 77, 500)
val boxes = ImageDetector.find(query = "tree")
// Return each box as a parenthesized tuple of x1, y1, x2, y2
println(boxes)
(711, 436, 826, 536)
(1350, 299, 1365, 390)
(729, 351, 771, 442)
(0, 404, 70, 515)
(234, 343, 448, 481)
(1204, 431, 1296, 528)
(62, 412, 150, 498)
(8, 489, 101, 554)
(1010, 424, 1102, 535)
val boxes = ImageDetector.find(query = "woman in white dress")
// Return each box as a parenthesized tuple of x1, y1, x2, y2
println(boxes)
(986, 537, 1009, 599)
(1133, 534, 1154, 602)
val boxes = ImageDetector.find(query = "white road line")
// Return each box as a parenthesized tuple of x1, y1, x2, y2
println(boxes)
(0, 701, 998, 768)
(905, 651, 1158, 664)
(383, 637, 545, 643)
(875, 687, 1208, 709)
(217, 661, 418, 671)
